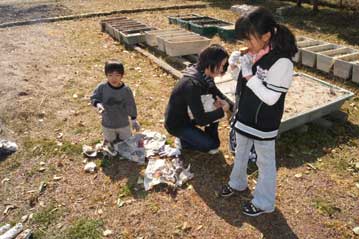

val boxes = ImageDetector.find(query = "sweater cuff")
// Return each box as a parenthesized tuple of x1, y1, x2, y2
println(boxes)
(93, 100, 101, 107)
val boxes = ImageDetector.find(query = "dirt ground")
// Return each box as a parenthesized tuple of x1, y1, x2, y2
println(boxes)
(0, 1, 359, 239)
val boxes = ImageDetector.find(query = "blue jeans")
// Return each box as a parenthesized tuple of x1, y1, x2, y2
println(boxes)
(173, 122, 220, 152)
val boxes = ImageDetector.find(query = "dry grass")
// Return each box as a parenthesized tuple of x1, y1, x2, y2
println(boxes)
(0, 1, 358, 238)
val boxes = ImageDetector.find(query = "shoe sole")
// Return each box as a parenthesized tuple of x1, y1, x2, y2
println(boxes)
(242, 209, 274, 217)
(221, 192, 234, 198)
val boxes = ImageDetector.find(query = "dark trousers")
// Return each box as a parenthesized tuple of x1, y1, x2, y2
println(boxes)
(172, 122, 220, 152)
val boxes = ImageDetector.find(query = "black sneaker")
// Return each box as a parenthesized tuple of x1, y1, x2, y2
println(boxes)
(221, 184, 234, 197)
(242, 202, 274, 217)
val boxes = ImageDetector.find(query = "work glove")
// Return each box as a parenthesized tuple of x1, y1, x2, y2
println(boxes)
(96, 103, 105, 114)
(159, 145, 181, 157)
(228, 51, 241, 66)
(131, 119, 141, 132)
(239, 54, 254, 77)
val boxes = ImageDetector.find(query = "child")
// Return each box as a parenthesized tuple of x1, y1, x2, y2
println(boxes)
(221, 7, 298, 216)
(91, 59, 140, 146)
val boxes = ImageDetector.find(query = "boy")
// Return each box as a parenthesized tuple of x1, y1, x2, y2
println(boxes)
(91, 59, 140, 146)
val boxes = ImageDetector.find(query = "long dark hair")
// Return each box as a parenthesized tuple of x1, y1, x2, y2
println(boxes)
(235, 7, 298, 58)
(197, 44, 229, 73)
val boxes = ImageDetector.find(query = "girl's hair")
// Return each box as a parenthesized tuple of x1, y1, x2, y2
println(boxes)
(197, 44, 229, 73)
(235, 7, 298, 58)
(104, 59, 124, 75)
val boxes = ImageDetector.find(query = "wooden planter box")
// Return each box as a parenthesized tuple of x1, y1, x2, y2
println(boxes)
(163, 35, 211, 56)
(333, 52, 359, 80)
(352, 62, 359, 84)
(292, 36, 312, 63)
(157, 32, 199, 52)
(176, 16, 211, 29)
(292, 39, 324, 63)
(317, 47, 358, 73)
(189, 19, 230, 37)
(145, 29, 187, 47)
(216, 24, 235, 41)
(167, 14, 203, 25)
(120, 27, 156, 45)
(301, 43, 341, 68)
(100, 17, 128, 32)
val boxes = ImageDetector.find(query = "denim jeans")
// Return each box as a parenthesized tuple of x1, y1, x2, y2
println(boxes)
(172, 122, 220, 152)
(229, 133, 276, 212)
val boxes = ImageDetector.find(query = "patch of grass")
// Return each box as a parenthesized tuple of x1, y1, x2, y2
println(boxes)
(100, 157, 111, 169)
(24, 138, 82, 157)
(61, 218, 103, 239)
(118, 184, 133, 198)
(32, 204, 62, 228)
(314, 198, 341, 218)
(148, 202, 160, 213)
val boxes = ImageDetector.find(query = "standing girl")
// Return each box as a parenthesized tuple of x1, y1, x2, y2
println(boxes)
(221, 7, 298, 216)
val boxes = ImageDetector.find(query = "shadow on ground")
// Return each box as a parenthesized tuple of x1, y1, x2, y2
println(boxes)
(186, 116, 359, 238)
(0, 3, 71, 24)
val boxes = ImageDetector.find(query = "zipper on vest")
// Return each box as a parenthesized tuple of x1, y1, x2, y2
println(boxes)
(255, 102, 263, 124)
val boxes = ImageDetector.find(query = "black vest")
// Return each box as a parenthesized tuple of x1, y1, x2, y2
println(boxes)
(234, 51, 290, 140)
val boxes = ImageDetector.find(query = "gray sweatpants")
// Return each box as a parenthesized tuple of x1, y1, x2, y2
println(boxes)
(102, 125, 132, 143)
(229, 133, 276, 212)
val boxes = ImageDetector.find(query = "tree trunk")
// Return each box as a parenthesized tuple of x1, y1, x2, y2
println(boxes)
(297, 0, 302, 7)
(312, 0, 319, 12)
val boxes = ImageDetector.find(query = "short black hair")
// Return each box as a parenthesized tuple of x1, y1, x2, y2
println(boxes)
(104, 59, 124, 75)
(197, 44, 229, 73)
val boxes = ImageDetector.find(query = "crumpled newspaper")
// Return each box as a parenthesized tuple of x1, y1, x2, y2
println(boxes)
(0, 223, 23, 239)
(142, 130, 166, 157)
(144, 157, 193, 191)
(114, 134, 146, 164)
(0, 140, 17, 157)
(82, 131, 167, 165)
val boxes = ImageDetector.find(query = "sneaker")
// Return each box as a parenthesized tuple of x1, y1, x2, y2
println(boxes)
(221, 184, 234, 197)
(242, 202, 274, 217)
(208, 148, 219, 155)
(102, 144, 117, 157)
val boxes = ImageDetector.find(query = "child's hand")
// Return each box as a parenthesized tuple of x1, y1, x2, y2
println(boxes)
(131, 119, 141, 132)
(230, 64, 238, 71)
(239, 54, 254, 77)
(228, 51, 241, 66)
(96, 103, 105, 114)
(215, 96, 230, 112)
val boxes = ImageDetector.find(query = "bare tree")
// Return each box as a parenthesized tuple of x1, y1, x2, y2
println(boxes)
(297, 0, 302, 7)
(312, 0, 319, 12)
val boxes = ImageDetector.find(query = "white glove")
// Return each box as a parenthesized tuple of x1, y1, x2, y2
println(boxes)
(159, 145, 181, 157)
(96, 103, 105, 114)
(131, 119, 141, 131)
(228, 51, 241, 66)
(239, 54, 254, 77)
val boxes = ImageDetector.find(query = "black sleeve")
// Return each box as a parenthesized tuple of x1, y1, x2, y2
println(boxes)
(211, 85, 235, 113)
(184, 81, 224, 126)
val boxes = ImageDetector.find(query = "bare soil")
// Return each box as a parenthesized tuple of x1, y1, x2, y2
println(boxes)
(0, 2, 359, 239)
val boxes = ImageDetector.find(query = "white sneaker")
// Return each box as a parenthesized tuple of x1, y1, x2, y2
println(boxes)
(208, 148, 219, 155)
(175, 138, 182, 150)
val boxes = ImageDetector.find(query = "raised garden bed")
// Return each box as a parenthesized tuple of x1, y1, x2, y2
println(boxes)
(301, 43, 341, 68)
(214, 72, 353, 133)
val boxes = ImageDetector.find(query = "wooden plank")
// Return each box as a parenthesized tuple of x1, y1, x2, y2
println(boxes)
(133, 46, 183, 79)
